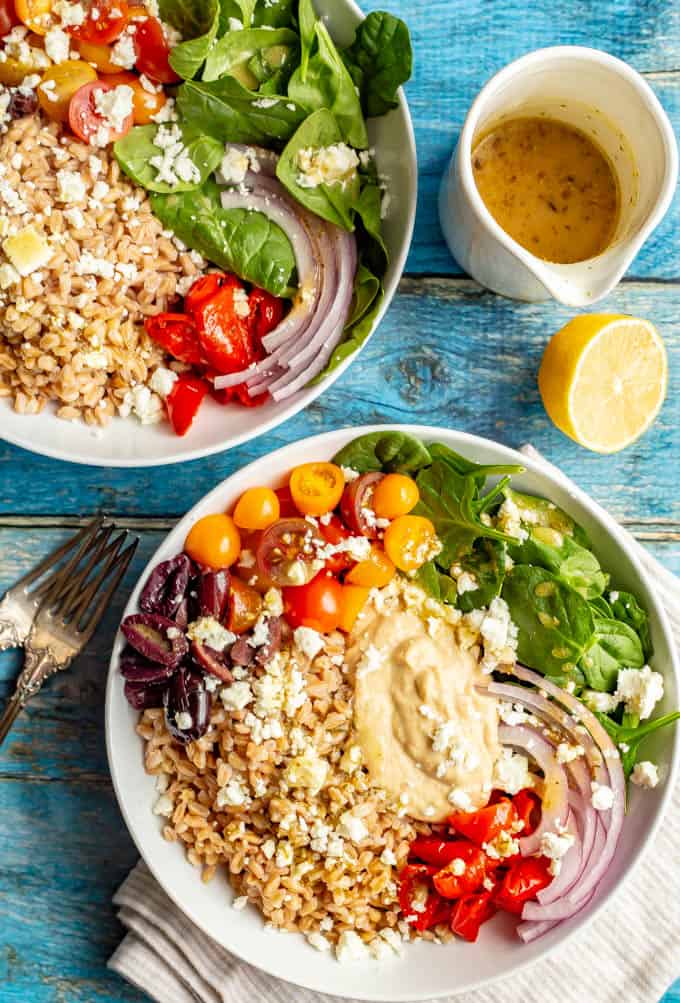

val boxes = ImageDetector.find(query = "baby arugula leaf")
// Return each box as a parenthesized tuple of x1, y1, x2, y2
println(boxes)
(596, 710, 680, 778)
(341, 11, 412, 118)
(501, 565, 595, 679)
(332, 431, 432, 475)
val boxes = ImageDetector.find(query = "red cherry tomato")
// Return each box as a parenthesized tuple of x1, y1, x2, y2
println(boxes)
(0, 0, 21, 36)
(256, 518, 324, 587)
(144, 314, 203, 366)
(339, 472, 384, 539)
(226, 577, 263, 634)
(432, 842, 488, 900)
(165, 374, 209, 437)
(249, 287, 286, 342)
(133, 14, 179, 83)
(512, 789, 542, 837)
(319, 514, 354, 574)
(450, 892, 496, 942)
(68, 80, 133, 145)
(409, 837, 472, 869)
(283, 571, 343, 633)
(275, 486, 298, 518)
(69, 0, 129, 44)
(493, 857, 553, 915)
(448, 799, 518, 847)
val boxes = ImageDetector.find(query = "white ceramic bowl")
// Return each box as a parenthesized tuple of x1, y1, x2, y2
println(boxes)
(106, 425, 679, 999)
(0, 3, 417, 468)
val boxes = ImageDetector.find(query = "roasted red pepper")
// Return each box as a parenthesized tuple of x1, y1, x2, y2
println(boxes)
(512, 789, 542, 837)
(450, 891, 496, 942)
(144, 314, 203, 366)
(493, 856, 553, 915)
(165, 374, 209, 437)
(275, 485, 299, 518)
(192, 285, 254, 375)
(409, 837, 474, 869)
(319, 515, 355, 575)
(448, 798, 518, 846)
(249, 287, 286, 341)
(432, 842, 488, 899)
(398, 864, 451, 932)
(184, 273, 240, 317)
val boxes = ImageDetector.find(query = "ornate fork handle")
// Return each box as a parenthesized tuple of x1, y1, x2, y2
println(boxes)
(0, 615, 24, 652)
(0, 648, 59, 747)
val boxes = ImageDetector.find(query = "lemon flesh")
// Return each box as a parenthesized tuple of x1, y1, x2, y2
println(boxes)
(538, 314, 667, 454)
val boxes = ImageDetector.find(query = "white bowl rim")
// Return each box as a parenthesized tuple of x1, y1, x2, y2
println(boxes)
(0, 0, 417, 469)
(105, 423, 679, 999)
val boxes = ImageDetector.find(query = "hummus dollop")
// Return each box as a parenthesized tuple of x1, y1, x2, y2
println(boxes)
(348, 581, 500, 822)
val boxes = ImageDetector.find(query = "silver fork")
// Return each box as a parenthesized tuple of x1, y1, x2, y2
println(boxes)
(0, 522, 138, 746)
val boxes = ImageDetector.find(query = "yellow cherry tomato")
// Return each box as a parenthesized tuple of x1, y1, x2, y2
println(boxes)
(345, 546, 395, 588)
(105, 70, 168, 124)
(372, 473, 420, 520)
(289, 462, 345, 517)
(233, 486, 280, 531)
(184, 514, 241, 570)
(15, 0, 54, 35)
(383, 515, 439, 572)
(37, 60, 98, 122)
(337, 584, 370, 633)
(77, 38, 125, 73)
(0, 56, 38, 86)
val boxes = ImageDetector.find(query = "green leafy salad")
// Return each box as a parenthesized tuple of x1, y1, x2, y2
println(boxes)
(332, 431, 680, 781)
(113, 0, 412, 401)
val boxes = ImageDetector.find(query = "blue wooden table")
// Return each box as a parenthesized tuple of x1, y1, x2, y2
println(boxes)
(1, 2, 679, 1000)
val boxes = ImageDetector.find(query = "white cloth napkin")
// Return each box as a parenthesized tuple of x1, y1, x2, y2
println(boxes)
(109, 446, 680, 1003)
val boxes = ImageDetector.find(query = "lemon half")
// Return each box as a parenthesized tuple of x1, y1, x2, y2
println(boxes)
(538, 314, 668, 454)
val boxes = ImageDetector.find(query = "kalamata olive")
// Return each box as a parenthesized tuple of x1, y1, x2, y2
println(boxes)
(124, 679, 169, 710)
(230, 635, 254, 666)
(164, 669, 211, 743)
(255, 615, 283, 666)
(140, 554, 192, 618)
(174, 597, 189, 630)
(191, 641, 233, 682)
(121, 613, 188, 667)
(256, 518, 325, 586)
(8, 90, 38, 119)
(120, 646, 176, 683)
(227, 577, 263, 634)
(340, 472, 384, 538)
(197, 570, 230, 620)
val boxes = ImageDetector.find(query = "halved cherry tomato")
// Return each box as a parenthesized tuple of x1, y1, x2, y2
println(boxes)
(249, 287, 286, 342)
(256, 518, 324, 587)
(233, 487, 280, 532)
(126, 3, 149, 19)
(132, 14, 179, 83)
(68, 79, 134, 144)
(409, 837, 473, 869)
(319, 514, 354, 574)
(0, 0, 21, 36)
(76, 39, 122, 73)
(283, 571, 343, 633)
(37, 59, 97, 122)
(275, 485, 298, 518)
(69, 0, 129, 44)
(339, 472, 383, 538)
(345, 545, 395, 588)
(448, 799, 518, 847)
(450, 892, 496, 943)
(144, 314, 203, 366)
(184, 514, 241, 570)
(432, 842, 488, 899)
(104, 69, 167, 123)
(512, 789, 542, 838)
(192, 285, 255, 375)
(383, 515, 438, 572)
(337, 584, 369, 633)
(226, 576, 263, 634)
(493, 857, 553, 915)
(166, 374, 208, 437)
(15, 0, 53, 35)
(373, 473, 420, 519)
(289, 462, 345, 518)
(0, 54, 39, 86)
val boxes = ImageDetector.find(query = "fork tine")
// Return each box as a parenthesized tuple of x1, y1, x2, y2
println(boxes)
(38, 519, 110, 607)
(77, 538, 138, 644)
(12, 517, 104, 595)
(53, 527, 124, 621)
(65, 532, 128, 626)
(44, 524, 116, 615)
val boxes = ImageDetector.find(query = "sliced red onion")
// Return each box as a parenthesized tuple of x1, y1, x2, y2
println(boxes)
(517, 886, 597, 943)
(530, 805, 582, 906)
(522, 820, 606, 923)
(498, 723, 569, 856)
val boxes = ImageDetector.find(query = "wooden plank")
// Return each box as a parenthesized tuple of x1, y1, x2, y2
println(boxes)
(1, 279, 678, 522)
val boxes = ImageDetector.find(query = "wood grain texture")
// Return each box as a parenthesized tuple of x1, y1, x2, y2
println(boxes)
(1, 0, 680, 1000)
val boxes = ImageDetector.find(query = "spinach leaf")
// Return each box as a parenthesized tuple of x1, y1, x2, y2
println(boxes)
(253, 0, 296, 28)
(428, 443, 524, 485)
(203, 27, 298, 84)
(341, 12, 412, 118)
(332, 431, 432, 475)
(415, 561, 460, 606)
(596, 710, 680, 779)
(501, 565, 595, 679)
(415, 460, 517, 567)
(176, 78, 306, 145)
(502, 486, 591, 548)
(150, 178, 296, 296)
(114, 124, 223, 193)
(169, 1, 220, 79)
(454, 538, 507, 613)
(217, 0, 246, 34)
(508, 529, 607, 599)
(158, 0, 217, 38)
(590, 595, 613, 618)
(346, 262, 381, 329)
(297, 0, 316, 79)
(288, 19, 368, 149)
(609, 590, 653, 660)
(354, 180, 388, 273)
(580, 617, 645, 692)
(277, 108, 360, 229)
(311, 276, 383, 385)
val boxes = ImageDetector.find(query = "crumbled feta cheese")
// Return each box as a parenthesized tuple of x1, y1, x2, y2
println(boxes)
(356, 642, 384, 680)
(187, 616, 236, 652)
(153, 793, 174, 817)
(216, 777, 250, 808)
(75, 251, 114, 278)
(110, 28, 137, 68)
(456, 571, 478, 595)
(337, 809, 369, 844)
(233, 286, 250, 318)
(556, 742, 585, 764)
(232, 895, 248, 911)
(94, 84, 134, 132)
(56, 169, 86, 204)
(44, 26, 71, 63)
(275, 840, 294, 868)
(539, 830, 575, 876)
(118, 385, 163, 424)
(615, 666, 664, 720)
(493, 748, 534, 795)
(175, 711, 193, 730)
(0, 262, 20, 288)
(380, 847, 397, 866)
(285, 745, 328, 794)
(450, 857, 466, 876)
(307, 932, 331, 952)
(583, 689, 621, 713)
(64, 206, 85, 228)
(293, 625, 324, 660)
(54, 0, 86, 26)
(221, 681, 253, 711)
(335, 930, 369, 962)
(447, 788, 472, 810)
(591, 781, 615, 811)
(483, 831, 519, 860)
(630, 760, 659, 789)
(219, 146, 250, 185)
(149, 366, 178, 399)
(297, 144, 360, 189)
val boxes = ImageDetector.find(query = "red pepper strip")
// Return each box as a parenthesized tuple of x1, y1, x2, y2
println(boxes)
(249, 287, 286, 342)
(144, 314, 203, 366)
(398, 863, 441, 930)
(493, 856, 553, 915)
(512, 789, 542, 837)
(448, 798, 518, 846)
(184, 273, 240, 318)
(192, 286, 255, 375)
(165, 374, 209, 436)
(432, 842, 489, 899)
(409, 836, 474, 869)
(450, 892, 497, 942)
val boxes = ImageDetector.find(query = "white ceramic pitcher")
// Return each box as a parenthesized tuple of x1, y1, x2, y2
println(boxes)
(439, 47, 678, 305)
